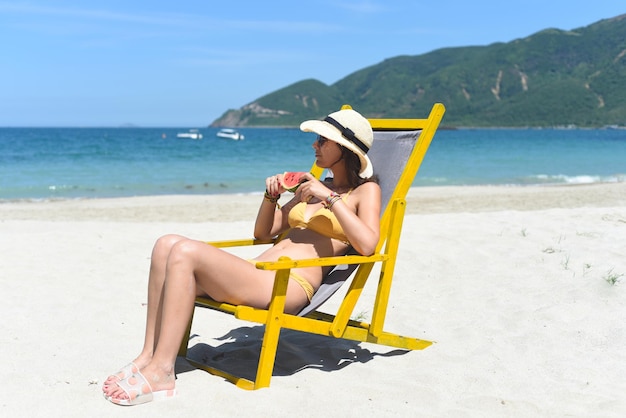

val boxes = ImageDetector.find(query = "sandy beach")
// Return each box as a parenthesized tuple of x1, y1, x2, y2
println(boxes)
(1, 183, 625, 417)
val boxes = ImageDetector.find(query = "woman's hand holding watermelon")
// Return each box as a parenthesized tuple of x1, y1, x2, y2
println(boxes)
(264, 173, 290, 197)
(294, 173, 331, 203)
(265, 171, 309, 198)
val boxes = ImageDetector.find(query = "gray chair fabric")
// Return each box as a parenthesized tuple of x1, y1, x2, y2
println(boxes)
(297, 130, 421, 317)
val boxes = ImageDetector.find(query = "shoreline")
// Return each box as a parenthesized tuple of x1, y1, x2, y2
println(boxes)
(2, 182, 625, 222)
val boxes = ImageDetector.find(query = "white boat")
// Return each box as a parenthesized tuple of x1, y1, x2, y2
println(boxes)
(177, 129, 203, 140)
(216, 128, 244, 140)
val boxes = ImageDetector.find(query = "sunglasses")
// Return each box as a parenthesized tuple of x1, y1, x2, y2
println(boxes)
(316, 135, 329, 146)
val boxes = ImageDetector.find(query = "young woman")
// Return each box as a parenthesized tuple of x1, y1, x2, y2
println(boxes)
(103, 108, 381, 405)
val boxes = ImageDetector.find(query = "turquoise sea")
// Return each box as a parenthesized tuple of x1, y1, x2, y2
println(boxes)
(1, 127, 625, 201)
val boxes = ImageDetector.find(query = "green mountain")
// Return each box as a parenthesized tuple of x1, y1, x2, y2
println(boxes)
(211, 14, 626, 128)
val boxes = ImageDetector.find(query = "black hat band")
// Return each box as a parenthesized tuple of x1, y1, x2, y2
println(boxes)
(324, 116, 369, 154)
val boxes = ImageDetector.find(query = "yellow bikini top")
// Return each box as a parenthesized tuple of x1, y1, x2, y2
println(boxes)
(288, 191, 352, 243)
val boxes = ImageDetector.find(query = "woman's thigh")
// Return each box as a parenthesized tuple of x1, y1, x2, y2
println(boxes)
(172, 240, 308, 313)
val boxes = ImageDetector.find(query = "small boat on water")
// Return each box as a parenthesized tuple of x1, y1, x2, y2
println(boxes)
(177, 129, 203, 140)
(216, 128, 244, 140)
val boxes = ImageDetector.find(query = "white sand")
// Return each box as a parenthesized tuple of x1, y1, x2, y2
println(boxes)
(1, 183, 625, 417)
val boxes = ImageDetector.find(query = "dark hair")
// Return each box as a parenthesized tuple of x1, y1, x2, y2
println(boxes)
(341, 145, 378, 188)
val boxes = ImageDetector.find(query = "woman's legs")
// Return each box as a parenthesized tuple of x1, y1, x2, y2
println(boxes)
(102, 234, 186, 390)
(105, 235, 310, 401)
(139, 234, 187, 364)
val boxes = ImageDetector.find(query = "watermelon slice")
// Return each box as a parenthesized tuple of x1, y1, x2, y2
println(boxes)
(280, 171, 308, 192)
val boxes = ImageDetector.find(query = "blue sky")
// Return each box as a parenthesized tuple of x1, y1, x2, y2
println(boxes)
(1, 1, 623, 127)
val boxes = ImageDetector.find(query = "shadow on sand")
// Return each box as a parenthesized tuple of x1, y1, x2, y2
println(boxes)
(176, 325, 409, 382)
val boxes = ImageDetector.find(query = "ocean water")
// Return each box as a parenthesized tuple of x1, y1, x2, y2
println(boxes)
(1, 127, 625, 201)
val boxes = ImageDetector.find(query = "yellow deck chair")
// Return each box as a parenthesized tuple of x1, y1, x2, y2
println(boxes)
(178, 103, 446, 389)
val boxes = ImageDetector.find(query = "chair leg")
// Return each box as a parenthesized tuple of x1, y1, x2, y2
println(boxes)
(252, 265, 291, 389)
(253, 316, 282, 389)
(371, 199, 406, 337)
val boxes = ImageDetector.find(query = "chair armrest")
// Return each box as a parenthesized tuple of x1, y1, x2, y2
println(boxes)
(252, 253, 388, 271)
(205, 238, 277, 248)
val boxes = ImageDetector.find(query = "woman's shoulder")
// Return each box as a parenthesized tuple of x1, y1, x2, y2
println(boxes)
(352, 180, 381, 197)
(356, 179, 381, 190)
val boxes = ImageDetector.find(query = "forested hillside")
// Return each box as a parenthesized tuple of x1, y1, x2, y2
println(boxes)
(212, 14, 626, 128)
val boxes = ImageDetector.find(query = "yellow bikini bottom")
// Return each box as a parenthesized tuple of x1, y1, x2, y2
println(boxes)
(247, 260, 314, 302)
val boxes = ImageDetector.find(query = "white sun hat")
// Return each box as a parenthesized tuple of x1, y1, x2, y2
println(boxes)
(300, 108, 374, 178)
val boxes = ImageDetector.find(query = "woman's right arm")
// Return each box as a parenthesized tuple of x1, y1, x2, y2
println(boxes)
(253, 174, 295, 240)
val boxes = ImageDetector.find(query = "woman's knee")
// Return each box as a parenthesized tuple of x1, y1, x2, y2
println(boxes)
(152, 234, 185, 255)
(167, 238, 205, 267)
(152, 234, 186, 260)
